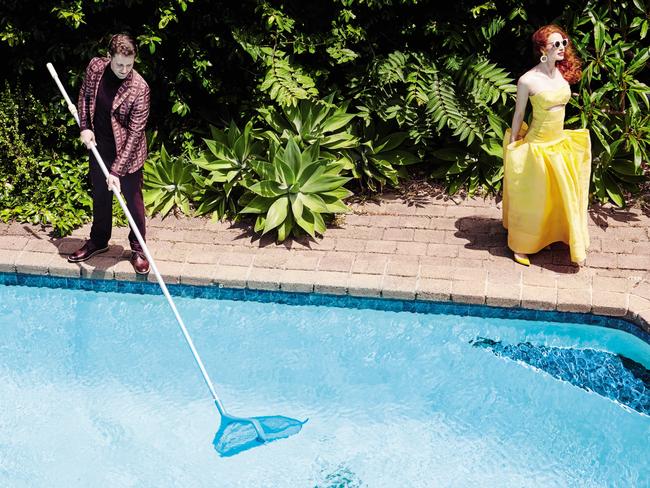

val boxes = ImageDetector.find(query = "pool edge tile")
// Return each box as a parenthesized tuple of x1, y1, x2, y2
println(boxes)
(0, 270, 649, 340)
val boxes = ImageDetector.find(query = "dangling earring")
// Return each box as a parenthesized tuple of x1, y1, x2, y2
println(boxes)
(540, 53, 548, 63)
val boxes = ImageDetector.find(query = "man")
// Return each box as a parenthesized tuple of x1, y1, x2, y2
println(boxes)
(68, 33, 151, 274)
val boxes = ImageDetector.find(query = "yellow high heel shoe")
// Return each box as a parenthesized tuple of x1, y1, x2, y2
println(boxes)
(514, 252, 530, 266)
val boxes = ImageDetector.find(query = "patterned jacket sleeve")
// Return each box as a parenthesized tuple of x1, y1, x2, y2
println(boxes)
(110, 83, 151, 176)
(77, 60, 94, 132)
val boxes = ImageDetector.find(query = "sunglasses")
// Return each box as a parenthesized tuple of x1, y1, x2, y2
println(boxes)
(548, 39, 569, 49)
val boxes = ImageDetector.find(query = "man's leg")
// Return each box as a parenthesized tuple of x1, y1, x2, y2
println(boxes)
(121, 168, 149, 274)
(121, 168, 146, 251)
(89, 151, 114, 248)
(68, 151, 113, 262)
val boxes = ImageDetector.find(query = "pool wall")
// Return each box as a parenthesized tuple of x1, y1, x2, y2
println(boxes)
(1, 271, 648, 345)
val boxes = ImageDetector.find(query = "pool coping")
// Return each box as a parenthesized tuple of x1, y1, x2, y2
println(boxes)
(0, 234, 650, 333)
(0, 249, 648, 338)
(0, 195, 649, 334)
(2, 271, 649, 346)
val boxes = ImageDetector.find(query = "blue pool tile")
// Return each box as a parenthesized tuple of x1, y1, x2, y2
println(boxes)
(1, 271, 648, 345)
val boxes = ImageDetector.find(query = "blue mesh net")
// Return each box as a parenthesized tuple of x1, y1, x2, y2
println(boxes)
(213, 415, 307, 457)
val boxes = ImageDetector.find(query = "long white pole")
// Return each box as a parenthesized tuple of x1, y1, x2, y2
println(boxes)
(46, 62, 228, 415)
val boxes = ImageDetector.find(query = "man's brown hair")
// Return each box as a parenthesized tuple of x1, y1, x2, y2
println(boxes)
(108, 33, 137, 57)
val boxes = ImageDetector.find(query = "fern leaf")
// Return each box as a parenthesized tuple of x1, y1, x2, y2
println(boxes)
(427, 72, 484, 144)
(459, 57, 516, 105)
(259, 49, 318, 106)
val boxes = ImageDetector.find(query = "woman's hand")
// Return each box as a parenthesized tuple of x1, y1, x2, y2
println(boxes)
(510, 134, 523, 144)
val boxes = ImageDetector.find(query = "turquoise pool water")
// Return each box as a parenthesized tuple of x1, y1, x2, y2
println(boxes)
(0, 276, 648, 487)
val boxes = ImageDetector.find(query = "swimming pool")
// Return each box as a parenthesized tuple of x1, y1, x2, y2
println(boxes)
(0, 273, 648, 486)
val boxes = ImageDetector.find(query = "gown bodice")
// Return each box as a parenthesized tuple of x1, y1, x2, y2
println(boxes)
(525, 84, 571, 143)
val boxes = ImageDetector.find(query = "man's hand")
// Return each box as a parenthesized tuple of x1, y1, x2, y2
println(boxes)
(80, 129, 95, 148)
(107, 174, 121, 194)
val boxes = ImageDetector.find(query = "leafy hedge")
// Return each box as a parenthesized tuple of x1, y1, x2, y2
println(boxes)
(1, 0, 648, 237)
(0, 82, 92, 235)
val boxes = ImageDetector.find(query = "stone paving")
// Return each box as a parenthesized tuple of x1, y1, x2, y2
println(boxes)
(1, 192, 649, 332)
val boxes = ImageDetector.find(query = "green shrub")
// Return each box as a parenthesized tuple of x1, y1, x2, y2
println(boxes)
(564, 0, 650, 207)
(3, 0, 648, 217)
(0, 82, 92, 236)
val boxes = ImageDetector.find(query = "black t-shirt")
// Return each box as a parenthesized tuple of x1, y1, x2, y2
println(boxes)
(93, 65, 124, 161)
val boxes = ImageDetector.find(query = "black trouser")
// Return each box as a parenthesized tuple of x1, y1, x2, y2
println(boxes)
(89, 142, 146, 253)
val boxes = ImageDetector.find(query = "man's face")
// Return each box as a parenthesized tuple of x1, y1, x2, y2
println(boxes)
(109, 53, 135, 79)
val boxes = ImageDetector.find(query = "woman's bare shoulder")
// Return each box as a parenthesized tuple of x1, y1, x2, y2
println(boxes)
(517, 69, 539, 88)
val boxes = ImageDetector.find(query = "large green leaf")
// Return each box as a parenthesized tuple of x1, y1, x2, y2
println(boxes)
(290, 193, 304, 220)
(602, 173, 625, 207)
(294, 206, 316, 238)
(373, 149, 420, 166)
(322, 112, 356, 132)
(240, 195, 273, 214)
(319, 133, 358, 150)
(298, 193, 329, 213)
(276, 211, 294, 242)
(203, 138, 230, 160)
(274, 157, 296, 186)
(296, 161, 326, 186)
(480, 139, 503, 159)
(284, 138, 302, 178)
(374, 132, 408, 153)
(301, 175, 350, 193)
(263, 196, 289, 233)
(323, 199, 349, 213)
(321, 187, 353, 200)
(247, 180, 288, 197)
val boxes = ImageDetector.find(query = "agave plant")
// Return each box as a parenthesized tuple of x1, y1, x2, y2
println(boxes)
(143, 144, 196, 217)
(192, 120, 264, 197)
(190, 120, 265, 219)
(191, 174, 238, 221)
(240, 138, 352, 241)
(258, 93, 359, 151)
(340, 122, 421, 192)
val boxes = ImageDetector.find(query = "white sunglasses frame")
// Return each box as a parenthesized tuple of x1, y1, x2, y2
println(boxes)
(548, 39, 569, 49)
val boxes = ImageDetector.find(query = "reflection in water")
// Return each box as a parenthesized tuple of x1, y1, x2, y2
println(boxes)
(314, 464, 363, 488)
(472, 338, 650, 415)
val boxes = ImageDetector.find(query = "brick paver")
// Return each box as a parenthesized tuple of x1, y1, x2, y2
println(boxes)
(0, 193, 649, 332)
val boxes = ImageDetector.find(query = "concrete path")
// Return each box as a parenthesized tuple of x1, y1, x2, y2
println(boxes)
(1, 192, 649, 332)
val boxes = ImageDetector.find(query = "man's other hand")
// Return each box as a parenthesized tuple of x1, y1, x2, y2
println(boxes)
(107, 174, 121, 194)
(80, 129, 96, 148)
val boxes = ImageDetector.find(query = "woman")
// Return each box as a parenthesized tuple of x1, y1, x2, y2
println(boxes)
(502, 25, 591, 266)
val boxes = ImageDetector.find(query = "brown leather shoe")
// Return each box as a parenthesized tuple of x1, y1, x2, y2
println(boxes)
(67, 240, 109, 263)
(130, 251, 150, 275)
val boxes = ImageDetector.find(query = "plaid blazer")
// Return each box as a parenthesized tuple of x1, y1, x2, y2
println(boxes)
(78, 57, 150, 176)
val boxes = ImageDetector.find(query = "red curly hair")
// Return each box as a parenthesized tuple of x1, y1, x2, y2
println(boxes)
(532, 25, 582, 84)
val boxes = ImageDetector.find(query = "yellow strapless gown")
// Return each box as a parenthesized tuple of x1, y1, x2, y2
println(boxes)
(502, 85, 591, 263)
